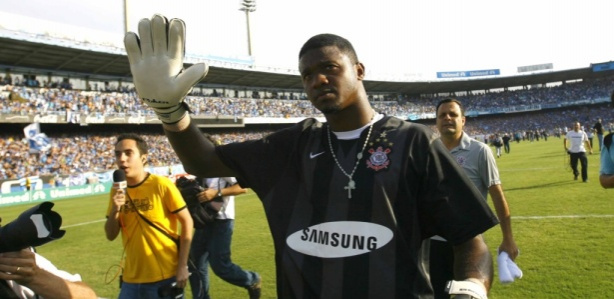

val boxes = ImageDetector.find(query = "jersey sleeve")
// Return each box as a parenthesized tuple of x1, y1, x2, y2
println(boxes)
(480, 144, 501, 188)
(415, 130, 498, 245)
(160, 176, 187, 213)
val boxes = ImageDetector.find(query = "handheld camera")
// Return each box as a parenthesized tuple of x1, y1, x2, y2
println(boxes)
(158, 281, 183, 298)
(0, 201, 65, 253)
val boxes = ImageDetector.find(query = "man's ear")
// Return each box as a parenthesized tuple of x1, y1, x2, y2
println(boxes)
(355, 62, 366, 80)
(141, 155, 147, 164)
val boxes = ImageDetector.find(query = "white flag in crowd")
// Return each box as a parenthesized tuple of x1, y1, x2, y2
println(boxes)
(23, 123, 40, 139)
(23, 123, 51, 153)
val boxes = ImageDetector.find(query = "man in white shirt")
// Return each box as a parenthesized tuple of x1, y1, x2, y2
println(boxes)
(188, 135, 261, 299)
(564, 122, 593, 182)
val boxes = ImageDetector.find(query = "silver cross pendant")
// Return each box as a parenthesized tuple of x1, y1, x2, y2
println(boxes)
(344, 179, 356, 198)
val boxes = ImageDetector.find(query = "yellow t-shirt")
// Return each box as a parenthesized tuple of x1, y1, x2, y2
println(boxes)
(106, 173, 186, 283)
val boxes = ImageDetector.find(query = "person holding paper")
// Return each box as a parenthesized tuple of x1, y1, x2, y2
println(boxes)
(431, 98, 521, 298)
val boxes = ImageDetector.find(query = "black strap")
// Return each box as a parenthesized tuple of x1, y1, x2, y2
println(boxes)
(125, 192, 179, 247)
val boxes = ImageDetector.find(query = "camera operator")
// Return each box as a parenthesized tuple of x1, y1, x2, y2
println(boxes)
(0, 230, 97, 299)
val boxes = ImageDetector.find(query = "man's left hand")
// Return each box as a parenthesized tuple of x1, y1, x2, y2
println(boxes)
(0, 249, 39, 284)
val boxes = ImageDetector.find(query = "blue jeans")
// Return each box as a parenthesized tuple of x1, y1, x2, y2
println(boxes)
(189, 219, 259, 299)
(119, 276, 183, 299)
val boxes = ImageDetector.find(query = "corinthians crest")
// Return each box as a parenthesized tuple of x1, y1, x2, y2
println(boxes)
(366, 131, 393, 171)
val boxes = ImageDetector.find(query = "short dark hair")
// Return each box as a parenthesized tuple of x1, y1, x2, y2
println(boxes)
(116, 133, 149, 156)
(436, 98, 465, 117)
(299, 33, 359, 64)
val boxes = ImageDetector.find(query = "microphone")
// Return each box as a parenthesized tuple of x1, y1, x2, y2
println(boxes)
(113, 169, 127, 190)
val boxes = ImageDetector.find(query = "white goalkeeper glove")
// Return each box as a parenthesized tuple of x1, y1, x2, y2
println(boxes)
(445, 279, 488, 299)
(124, 14, 208, 124)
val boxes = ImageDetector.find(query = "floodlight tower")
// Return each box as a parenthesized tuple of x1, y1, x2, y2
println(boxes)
(123, 0, 130, 33)
(239, 0, 256, 56)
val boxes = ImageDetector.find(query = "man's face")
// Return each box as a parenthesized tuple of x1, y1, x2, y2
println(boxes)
(114, 139, 145, 179)
(436, 102, 465, 138)
(299, 46, 364, 114)
(574, 122, 581, 131)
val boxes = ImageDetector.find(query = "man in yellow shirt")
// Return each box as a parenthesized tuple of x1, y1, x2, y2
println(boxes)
(105, 133, 193, 298)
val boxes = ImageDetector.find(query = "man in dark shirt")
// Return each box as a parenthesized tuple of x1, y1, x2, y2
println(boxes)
(502, 133, 511, 154)
(123, 14, 498, 298)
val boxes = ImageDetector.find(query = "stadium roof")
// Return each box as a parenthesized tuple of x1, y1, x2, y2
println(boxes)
(1, 35, 613, 95)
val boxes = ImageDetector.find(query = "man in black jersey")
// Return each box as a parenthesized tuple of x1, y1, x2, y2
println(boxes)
(124, 14, 498, 299)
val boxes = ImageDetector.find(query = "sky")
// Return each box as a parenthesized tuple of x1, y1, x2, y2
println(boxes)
(1, 0, 613, 81)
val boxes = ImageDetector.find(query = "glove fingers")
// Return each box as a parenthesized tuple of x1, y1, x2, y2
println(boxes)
(137, 17, 154, 57)
(151, 14, 169, 57)
(176, 63, 209, 92)
(124, 32, 142, 65)
(168, 18, 186, 59)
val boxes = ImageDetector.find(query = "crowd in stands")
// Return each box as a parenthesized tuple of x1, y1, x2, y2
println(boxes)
(1, 75, 612, 119)
(0, 131, 276, 180)
(0, 75, 612, 180)
(446, 104, 613, 137)
(2, 103, 611, 181)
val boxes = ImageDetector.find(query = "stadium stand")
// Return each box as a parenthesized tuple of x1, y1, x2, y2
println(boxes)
(0, 31, 613, 187)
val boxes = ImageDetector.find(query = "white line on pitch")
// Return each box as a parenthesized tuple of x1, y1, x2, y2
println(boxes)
(62, 219, 106, 228)
(501, 167, 560, 171)
(513, 214, 614, 220)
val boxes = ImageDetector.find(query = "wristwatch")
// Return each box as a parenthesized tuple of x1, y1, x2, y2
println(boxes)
(216, 190, 223, 197)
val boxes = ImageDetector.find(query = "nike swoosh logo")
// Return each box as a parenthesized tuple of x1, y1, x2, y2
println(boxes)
(309, 151, 325, 159)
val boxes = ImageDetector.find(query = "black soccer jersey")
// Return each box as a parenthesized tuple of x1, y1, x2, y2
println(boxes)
(217, 116, 498, 299)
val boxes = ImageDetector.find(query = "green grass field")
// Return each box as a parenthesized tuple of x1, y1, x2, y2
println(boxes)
(2, 137, 613, 298)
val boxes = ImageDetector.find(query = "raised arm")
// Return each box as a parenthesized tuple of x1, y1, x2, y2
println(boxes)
(164, 118, 235, 178)
(124, 14, 234, 178)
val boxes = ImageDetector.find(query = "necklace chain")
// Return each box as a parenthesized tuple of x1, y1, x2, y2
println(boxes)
(327, 117, 375, 199)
